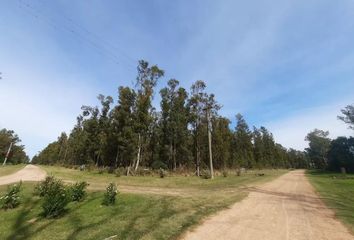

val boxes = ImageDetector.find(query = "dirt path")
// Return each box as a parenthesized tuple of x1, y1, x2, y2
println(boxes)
(0, 164, 46, 185)
(182, 170, 354, 240)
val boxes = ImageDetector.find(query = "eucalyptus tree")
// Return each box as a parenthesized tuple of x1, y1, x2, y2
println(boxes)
(232, 114, 254, 168)
(338, 104, 354, 130)
(305, 129, 331, 169)
(133, 60, 164, 171)
(160, 79, 190, 170)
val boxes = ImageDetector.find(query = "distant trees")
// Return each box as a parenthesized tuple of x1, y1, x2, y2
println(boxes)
(305, 129, 331, 169)
(0, 129, 28, 164)
(33, 60, 308, 171)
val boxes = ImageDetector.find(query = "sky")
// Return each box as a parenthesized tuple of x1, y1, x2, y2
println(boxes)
(0, 0, 353, 158)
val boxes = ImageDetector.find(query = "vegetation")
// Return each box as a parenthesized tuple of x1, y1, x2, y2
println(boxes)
(41, 177, 70, 218)
(307, 170, 354, 232)
(0, 164, 25, 176)
(102, 182, 118, 205)
(0, 182, 22, 209)
(0, 129, 28, 165)
(0, 169, 285, 239)
(32, 60, 308, 172)
(306, 104, 354, 173)
(68, 181, 88, 202)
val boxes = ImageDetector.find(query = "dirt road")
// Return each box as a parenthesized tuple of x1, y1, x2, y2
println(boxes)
(0, 165, 46, 185)
(183, 170, 354, 240)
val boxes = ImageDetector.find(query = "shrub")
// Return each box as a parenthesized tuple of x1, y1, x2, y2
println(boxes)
(107, 167, 115, 174)
(68, 181, 88, 202)
(102, 183, 118, 206)
(200, 170, 211, 179)
(222, 170, 228, 177)
(98, 168, 105, 174)
(0, 182, 22, 210)
(41, 177, 70, 218)
(34, 175, 56, 197)
(151, 160, 168, 170)
(159, 168, 166, 178)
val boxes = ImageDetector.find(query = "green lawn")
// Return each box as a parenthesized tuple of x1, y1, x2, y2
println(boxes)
(0, 167, 287, 240)
(0, 164, 25, 176)
(307, 170, 354, 233)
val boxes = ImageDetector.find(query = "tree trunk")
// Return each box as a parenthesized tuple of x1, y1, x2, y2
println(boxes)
(135, 134, 141, 171)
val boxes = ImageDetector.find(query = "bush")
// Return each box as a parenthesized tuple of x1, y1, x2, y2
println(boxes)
(107, 167, 115, 174)
(151, 160, 168, 170)
(98, 168, 105, 174)
(34, 175, 56, 197)
(68, 181, 88, 202)
(200, 169, 211, 179)
(159, 168, 166, 178)
(222, 170, 228, 177)
(0, 182, 22, 209)
(40, 177, 70, 218)
(102, 183, 118, 206)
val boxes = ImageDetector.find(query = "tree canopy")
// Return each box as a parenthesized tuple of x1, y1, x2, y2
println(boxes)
(33, 60, 308, 171)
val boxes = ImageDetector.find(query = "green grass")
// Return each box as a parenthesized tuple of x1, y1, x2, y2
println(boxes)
(0, 164, 25, 176)
(0, 167, 287, 240)
(39, 165, 286, 190)
(307, 170, 354, 233)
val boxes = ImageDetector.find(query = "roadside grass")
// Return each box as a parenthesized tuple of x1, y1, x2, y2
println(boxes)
(307, 170, 354, 233)
(0, 168, 287, 240)
(39, 165, 286, 190)
(0, 164, 25, 176)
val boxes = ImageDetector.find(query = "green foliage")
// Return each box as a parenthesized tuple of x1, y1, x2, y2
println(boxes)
(200, 169, 212, 179)
(327, 137, 354, 173)
(32, 60, 309, 172)
(34, 175, 56, 197)
(0, 129, 29, 164)
(102, 183, 118, 206)
(0, 182, 22, 209)
(338, 104, 354, 130)
(38, 176, 70, 218)
(152, 160, 168, 170)
(68, 181, 88, 202)
(305, 129, 331, 169)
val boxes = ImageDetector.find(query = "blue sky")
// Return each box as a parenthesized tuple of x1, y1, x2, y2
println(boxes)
(1, 0, 353, 158)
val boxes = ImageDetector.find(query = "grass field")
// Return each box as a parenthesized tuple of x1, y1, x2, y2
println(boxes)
(307, 170, 354, 233)
(0, 164, 25, 176)
(0, 166, 287, 240)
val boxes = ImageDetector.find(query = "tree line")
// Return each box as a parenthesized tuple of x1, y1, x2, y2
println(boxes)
(32, 60, 308, 172)
(305, 104, 354, 173)
(0, 128, 29, 164)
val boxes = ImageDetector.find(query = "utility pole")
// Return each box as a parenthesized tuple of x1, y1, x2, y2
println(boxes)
(3, 142, 13, 166)
(205, 107, 214, 179)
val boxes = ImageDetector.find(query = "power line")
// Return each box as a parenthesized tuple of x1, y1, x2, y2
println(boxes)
(17, 0, 137, 71)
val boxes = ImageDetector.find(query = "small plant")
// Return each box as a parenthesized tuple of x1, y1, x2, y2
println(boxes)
(68, 181, 88, 202)
(98, 168, 105, 174)
(107, 167, 115, 174)
(0, 182, 22, 210)
(222, 170, 228, 177)
(40, 177, 70, 218)
(34, 175, 56, 197)
(159, 168, 166, 178)
(102, 182, 118, 206)
(200, 170, 211, 179)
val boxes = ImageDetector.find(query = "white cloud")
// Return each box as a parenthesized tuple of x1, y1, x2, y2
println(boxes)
(266, 100, 353, 151)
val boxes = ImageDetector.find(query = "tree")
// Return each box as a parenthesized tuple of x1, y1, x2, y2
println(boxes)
(338, 104, 354, 130)
(327, 137, 354, 173)
(188, 80, 220, 176)
(159, 79, 190, 170)
(232, 114, 254, 168)
(0, 129, 28, 164)
(133, 60, 164, 171)
(305, 129, 331, 169)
